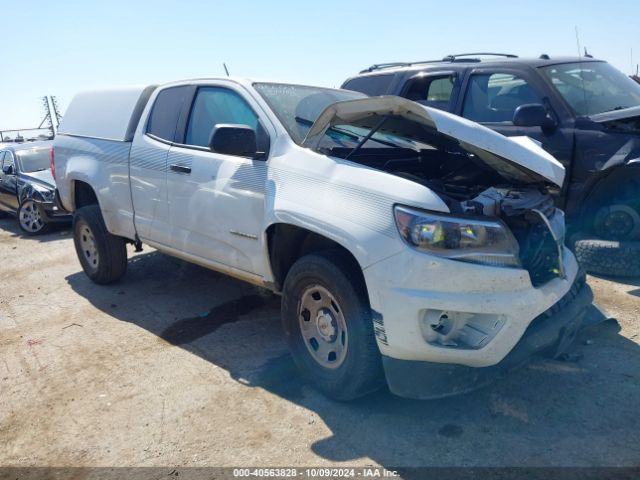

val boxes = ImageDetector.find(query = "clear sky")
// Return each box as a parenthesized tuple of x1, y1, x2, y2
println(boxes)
(2, 0, 639, 131)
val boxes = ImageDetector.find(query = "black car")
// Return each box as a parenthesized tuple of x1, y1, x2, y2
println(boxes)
(0, 142, 71, 235)
(342, 54, 640, 276)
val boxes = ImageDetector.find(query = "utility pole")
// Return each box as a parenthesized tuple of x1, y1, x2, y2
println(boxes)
(50, 96, 62, 129)
(39, 96, 54, 137)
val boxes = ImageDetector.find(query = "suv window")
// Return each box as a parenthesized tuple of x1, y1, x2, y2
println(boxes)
(463, 73, 542, 123)
(342, 74, 394, 96)
(403, 74, 455, 111)
(146, 86, 192, 142)
(2, 151, 15, 170)
(185, 87, 258, 148)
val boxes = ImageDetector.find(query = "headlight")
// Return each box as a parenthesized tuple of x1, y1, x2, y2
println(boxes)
(33, 187, 53, 202)
(393, 205, 521, 267)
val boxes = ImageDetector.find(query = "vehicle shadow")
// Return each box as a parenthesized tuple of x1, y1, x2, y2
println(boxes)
(0, 216, 71, 242)
(65, 250, 640, 469)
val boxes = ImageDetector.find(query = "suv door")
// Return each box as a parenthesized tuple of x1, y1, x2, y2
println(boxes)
(0, 151, 19, 211)
(458, 68, 574, 198)
(166, 83, 272, 277)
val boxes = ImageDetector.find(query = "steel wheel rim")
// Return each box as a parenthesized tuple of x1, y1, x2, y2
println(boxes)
(298, 284, 348, 369)
(79, 223, 99, 270)
(605, 210, 635, 238)
(19, 201, 44, 233)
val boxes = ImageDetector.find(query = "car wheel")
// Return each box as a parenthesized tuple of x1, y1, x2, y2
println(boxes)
(572, 234, 640, 277)
(281, 250, 384, 400)
(18, 199, 50, 235)
(73, 204, 127, 284)
(593, 204, 640, 241)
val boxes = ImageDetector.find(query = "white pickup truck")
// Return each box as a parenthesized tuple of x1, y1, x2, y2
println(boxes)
(53, 79, 593, 400)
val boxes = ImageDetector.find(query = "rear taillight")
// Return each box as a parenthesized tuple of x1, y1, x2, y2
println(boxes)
(50, 146, 56, 179)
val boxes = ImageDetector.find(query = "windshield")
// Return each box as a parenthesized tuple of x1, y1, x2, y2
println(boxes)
(541, 62, 640, 116)
(253, 83, 366, 144)
(16, 148, 50, 173)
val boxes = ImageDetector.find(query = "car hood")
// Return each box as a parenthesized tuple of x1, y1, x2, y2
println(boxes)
(302, 96, 565, 187)
(588, 105, 640, 123)
(20, 170, 56, 190)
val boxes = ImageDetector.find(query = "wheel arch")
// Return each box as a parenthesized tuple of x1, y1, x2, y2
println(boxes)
(576, 164, 640, 229)
(72, 180, 100, 211)
(265, 222, 368, 295)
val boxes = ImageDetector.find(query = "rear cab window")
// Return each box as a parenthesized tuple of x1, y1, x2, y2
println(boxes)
(146, 86, 192, 142)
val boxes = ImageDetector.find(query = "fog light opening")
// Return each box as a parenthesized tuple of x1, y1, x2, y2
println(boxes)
(420, 309, 506, 350)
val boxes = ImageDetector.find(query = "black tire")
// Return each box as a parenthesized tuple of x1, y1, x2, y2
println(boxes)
(572, 235, 640, 278)
(73, 205, 127, 284)
(18, 199, 50, 236)
(0, 209, 8, 219)
(281, 250, 384, 401)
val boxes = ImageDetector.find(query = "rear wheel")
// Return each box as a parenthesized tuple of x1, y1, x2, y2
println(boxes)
(281, 251, 384, 400)
(18, 199, 50, 235)
(73, 205, 127, 284)
(593, 203, 640, 241)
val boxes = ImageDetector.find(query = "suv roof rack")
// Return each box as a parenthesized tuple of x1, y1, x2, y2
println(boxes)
(441, 52, 518, 62)
(360, 53, 518, 73)
(359, 60, 442, 73)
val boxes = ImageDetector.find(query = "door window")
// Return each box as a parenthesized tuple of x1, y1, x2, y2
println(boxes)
(185, 87, 258, 148)
(403, 74, 456, 110)
(342, 74, 394, 96)
(463, 73, 542, 123)
(2, 152, 15, 172)
(146, 86, 192, 142)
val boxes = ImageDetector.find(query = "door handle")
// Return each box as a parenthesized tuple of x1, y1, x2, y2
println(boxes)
(169, 164, 191, 174)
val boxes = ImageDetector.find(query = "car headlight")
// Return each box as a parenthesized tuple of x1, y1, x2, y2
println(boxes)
(33, 187, 53, 202)
(393, 205, 521, 267)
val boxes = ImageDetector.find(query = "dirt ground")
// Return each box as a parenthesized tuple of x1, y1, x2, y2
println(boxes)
(1, 217, 639, 469)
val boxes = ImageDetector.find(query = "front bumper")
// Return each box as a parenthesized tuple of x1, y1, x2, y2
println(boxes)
(35, 199, 72, 223)
(363, 245, 585, 368)
(382, 273, 592, 399)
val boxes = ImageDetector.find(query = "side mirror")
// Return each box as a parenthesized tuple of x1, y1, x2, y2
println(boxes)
(513, 104, 557, 130)
(2, 164, 13, 175)
(208, 124, 259, 158)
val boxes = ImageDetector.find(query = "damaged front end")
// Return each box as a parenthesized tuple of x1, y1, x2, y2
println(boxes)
(304, 96, 568, 286)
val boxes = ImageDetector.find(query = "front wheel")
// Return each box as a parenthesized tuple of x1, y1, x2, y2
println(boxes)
(18, 199, 50, 235)
(73, 205, 127, 284)
(281, 251, 384, 400)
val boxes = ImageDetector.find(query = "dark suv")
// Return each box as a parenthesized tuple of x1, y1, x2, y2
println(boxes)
(342, 53, 640, 276)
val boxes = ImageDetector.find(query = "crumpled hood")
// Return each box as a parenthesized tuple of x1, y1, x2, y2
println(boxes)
(20, 169, 56, 190)
(302, 96, 565, 187)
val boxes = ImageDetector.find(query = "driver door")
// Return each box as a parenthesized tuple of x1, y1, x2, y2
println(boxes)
(166, 83, 271, 277)
(0, 151, 19, 211)
(458, 69, 574, 203)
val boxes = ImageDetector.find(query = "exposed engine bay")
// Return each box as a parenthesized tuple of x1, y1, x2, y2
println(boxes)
(338, 146, 565, 286)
